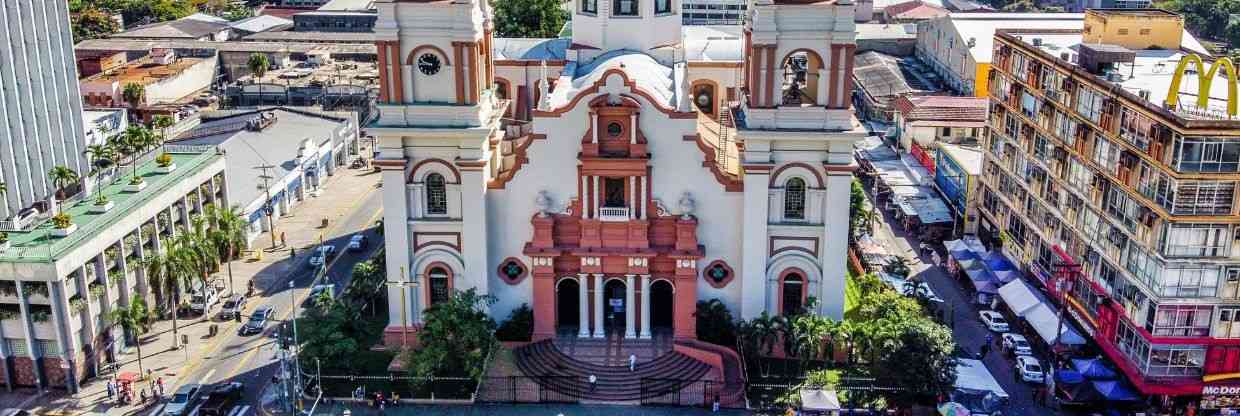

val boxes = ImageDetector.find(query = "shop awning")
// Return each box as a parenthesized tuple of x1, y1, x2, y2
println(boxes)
(1025, 304, 1087, 345)
(954, 358, 1009, 399)
(1071, 358, 1119, 380)
(997, 279, 1041, 316)
(1091, 380, 1141, 402)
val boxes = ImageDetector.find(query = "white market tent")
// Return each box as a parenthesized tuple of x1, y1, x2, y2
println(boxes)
(955, 359, 1009, 399)
(801, 389, 842, 412)
(998, 279, 1041, 316)
(1024, 304, 1087, 346)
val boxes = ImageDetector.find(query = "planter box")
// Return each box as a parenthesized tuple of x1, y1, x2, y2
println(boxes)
(156, 163, 177, 174)
(124, 181, 147, 192)
(51, 223, 78, 237)
(89, 201, 115, 213)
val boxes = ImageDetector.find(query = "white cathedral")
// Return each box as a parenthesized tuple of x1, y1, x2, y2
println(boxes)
(370, 0, 864, 345)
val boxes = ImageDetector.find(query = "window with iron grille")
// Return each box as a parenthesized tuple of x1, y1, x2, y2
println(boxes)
(784, 178, 806, 220)
(425, 173, 447, 215)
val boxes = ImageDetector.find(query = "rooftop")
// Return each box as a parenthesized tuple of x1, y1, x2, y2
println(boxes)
(856, 23, 918, 40)
(0, 150, 221, 262)
(113, 18, 231, 40)
(884, 0, 947, 20)
(492, 38, 570, 61)
(893, 95, 988, 122)
(565, 51, 677, 107)
(999, 29, 1236, 120)
(853, 51, 942, 101)
(241, 30, 377, 43)
(244, 59, 379, 88)
(83, 56, 209, 86)
(938, 143, 983, 175)
(230, 15, 294, 33)
(1087, 8, 1178, 17)
(873, 0, 941, 9)
(938, 12, 1209, 63)
(683, 26, 744, 62)
(318, 0, 376, 11)
(74, 38, 376, 55)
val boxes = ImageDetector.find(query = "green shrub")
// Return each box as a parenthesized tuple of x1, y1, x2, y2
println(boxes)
(51, 213, 73, 229)
(156, 153, 173, 167)
(495, 303, 533, 342)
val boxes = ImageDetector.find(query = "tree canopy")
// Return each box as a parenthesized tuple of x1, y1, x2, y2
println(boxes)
(491, 0, 568, 38)
(71, 8, 121, 43)
(1160, 0, 1240, 47)
(401, 288, 498, 380)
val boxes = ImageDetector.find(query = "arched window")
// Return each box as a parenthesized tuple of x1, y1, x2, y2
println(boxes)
(655, 0, 671, 14)
(613, 0, 638, 16)
(782, 273, 804, 316)
(426, 173, 447, 215)
(784, 177, 806, 220)
(581, 0, 597, 13)
(429, 267, 451, 305)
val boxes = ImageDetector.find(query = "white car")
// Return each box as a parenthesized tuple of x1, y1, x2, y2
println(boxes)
(1001, 333, 1033, 356)
(308, 245, 337, 267)
(189, 287, 219, 314)
(979, 310, 1010, 332)
(1015, 356, 1045, 383)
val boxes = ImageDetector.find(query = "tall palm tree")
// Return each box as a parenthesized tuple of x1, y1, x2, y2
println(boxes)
(121, 83, 145, 118)
(206, 205, 248, 296)
(151, 115, 174, 146)
(47, 166, 80, 207)
(110, 297, 151, 375)
(248, 53, 269, 106)
(122, 126, 151, 183)
(83, 145, 117, 202)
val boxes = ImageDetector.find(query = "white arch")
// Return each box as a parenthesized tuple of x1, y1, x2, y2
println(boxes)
(410, 160, 459, 184)
(651, 277, 675, 293)
(604, 276, 629, 286)
(766, 252, 822, 290)
(555, 276, 581, 290)
(772, 167, 822, 190)
(411, 247, 466, 278)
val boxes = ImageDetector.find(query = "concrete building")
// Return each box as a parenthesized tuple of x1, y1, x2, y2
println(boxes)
(112, 18, 233, 41)
(369, 0, 864, 357)
(851, 51, 943, 123)
(933, 142, 981, 235)
(1070, 0, 1151, 13)
(83, 109, 129, 148)
(75, 50, 128, 79)
(881, 0, 947, 24)
(0, 147, 226, 392)
(856, 23, 918, 56)
(891, 94, 986, 156)
(915, 12, 1208, 97)
(981, 9, 1240, 409)
(682, 0, 747, 25)
(0, 1, 91, 228)
(78, 49, 218, 108)
(173, 108, 359, 243)
(73, 39, 375, 84)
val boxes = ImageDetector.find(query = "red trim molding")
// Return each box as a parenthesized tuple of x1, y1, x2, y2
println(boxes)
(702, 260, 735, 289)
(769, 162, 825, 188)
(777, 267, 810, 316)
(409, 158, 462, 184)
(497, 257, 529, 285)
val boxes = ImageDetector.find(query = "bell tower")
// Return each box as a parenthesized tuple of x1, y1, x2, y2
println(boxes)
(743, 0, 856, 130)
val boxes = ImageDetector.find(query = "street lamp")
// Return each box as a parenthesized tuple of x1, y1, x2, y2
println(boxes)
(385, 266, 419, 349)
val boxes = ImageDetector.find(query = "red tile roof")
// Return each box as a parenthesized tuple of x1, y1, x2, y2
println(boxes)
(885, 0, 948, 20)
(893, 95, 988, 122)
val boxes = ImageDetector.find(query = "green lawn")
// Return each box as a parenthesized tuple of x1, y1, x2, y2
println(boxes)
(844, 269, 861, 319)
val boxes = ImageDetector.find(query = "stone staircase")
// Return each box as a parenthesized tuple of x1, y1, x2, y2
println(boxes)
(513, 339, 713, 402)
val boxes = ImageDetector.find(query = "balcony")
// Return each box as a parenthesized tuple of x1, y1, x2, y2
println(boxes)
(598, 206, 631, 222)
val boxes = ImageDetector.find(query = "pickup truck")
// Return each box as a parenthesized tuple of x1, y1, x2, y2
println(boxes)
(197, 382, 244, 416)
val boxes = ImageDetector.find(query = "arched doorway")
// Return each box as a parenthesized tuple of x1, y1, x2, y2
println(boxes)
(603, 279, 627, 335)
(650, 279, 675, 330)
(427, 266, 451, 305)
(781, 272, 805, 316)
(556, 278, 580, 334)
(691, 82, 717, 118)
(781, 50, 823, 106)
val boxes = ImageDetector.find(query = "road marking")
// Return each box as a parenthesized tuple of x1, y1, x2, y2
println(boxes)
(199, 369, 217, 385)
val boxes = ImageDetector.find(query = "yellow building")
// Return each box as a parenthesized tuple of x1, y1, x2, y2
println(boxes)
(1082, 9, 1184, 50)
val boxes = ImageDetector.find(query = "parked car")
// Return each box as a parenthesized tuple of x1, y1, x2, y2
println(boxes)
(348, 234, 368, 251)
(239, 306, 274, 336)
(978, 310, 1010, 332)
(189, 286, 220, 314)
(218, 295, 247, 321)
(302, 285, 335, 308)
(308, 245, 337, 268)
(1015, 356, 1045, 383)
(198, 382, 244, 416)
(1001, 333, 1033, 356)
(162, 384, 202, 416)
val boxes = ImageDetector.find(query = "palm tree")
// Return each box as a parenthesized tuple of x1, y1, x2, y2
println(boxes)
(121, 83, 145, 116)
(206, 205, 248, 296)
(47, 166, 79, 206)
(151, 115, 174, 146)
(83, 145, 117, 203)
(110, 297, 151, 375)
(248, 53, 269, 106)
(884, 255, 912, 278)
(856, 207, 881, 236)
(122, 126, 151, 184)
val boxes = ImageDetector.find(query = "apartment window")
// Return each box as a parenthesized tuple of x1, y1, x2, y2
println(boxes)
(1079, 208, 1106, 244)
(1136, 163, 1176, 211)
(1124, 244, 1160, 288)
(1223, 268, 1240, 299)
(1172, 181, 1236, 216)
(1021, 92, 1040, 118)
(1118, 28, 1129, 35)
(1104, 187, 1140, 231)
(1093, 135, 1120, 168)
(784, 178, 806, 220)
(1175, 137, 1240, 173)
(1158, 267, 1220, 298)
(1148, 345, 1206, 377)
(1218, 307, 1240, 338)
(1119, 106, 1153, 151)
(36, 340, 61, 357)
(1075, 86, 1106, 124)
(655, 0, 671, 14)
(1152, 305, 1213, 337)
(4, 339, 26, 357)
(1164, 224, 1230, 257)
(425, 173, 448, 215)
(581, 0, 597, 13)
(1116, 321, 1150, 371)
(613, 0, 639, 15)
(1054, 110, 1078, 145)
(1117, 279, 1148, 321)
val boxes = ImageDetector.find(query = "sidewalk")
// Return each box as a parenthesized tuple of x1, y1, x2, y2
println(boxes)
(11, 163, 382, 416)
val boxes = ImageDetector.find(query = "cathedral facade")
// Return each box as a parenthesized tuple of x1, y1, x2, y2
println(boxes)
(369, 0, 864, 344)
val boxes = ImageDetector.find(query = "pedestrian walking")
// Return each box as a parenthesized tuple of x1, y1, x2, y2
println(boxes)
(106, 380, 115, 400)
(985, 333, 994, 347)
(588, 374, 597, 392)
(280, 232, 287, 247)
(629, 354, 637, 372)
(712, 395, 721, 413)
(156, 377, 164, 396)
(979, 343, 991, 359)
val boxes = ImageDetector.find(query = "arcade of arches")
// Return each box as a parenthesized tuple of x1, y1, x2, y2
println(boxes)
(552, 273, 678, 339)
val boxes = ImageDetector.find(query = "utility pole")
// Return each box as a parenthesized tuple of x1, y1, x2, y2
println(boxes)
(254, 165, 279, 250)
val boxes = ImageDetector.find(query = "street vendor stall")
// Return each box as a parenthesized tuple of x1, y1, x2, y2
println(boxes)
(800, 389, 842, 415)
(952, 358, 1009, 415)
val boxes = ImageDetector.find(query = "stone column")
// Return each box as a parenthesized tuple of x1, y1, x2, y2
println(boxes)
(819, 173, 853, 320)
(49, 280, 79, 393)
(592, 274, 605, 338)
(577, 273, 590, 338)
(639, 275, 651, 339)
(459, 168, 489, 293)
(14, 281, 42, 389)
(592, 176, 600, 218)
(624, 274, 636, 338)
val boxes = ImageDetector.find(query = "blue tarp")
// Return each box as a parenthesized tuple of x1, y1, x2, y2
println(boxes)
(1055, 369, 1086, 384)
(1072, 358, 1119, 380)
(1091, 380, 1141, 402)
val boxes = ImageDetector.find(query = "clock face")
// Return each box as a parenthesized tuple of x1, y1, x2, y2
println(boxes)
(417, 53, 441, 75)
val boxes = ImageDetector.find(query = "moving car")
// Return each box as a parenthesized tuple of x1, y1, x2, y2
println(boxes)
(308, 245, 337, 268)
(198, 382, 244, 416)
(978, 310, 1010, 332)
(218, 295, 247, 321)
(162, 384, 202, 416)
(348, 234, 368, 251)
(1014, 356, 1045, 383)
(239, 306, 274, 336)
(189, 286, 219, 314)
(1001, 333, 1033, 356)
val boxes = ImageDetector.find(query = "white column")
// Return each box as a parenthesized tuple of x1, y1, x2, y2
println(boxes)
(640, 274, 651, 339)
(578, 273, 591, 338)
(628, 176, 635, 218)
(819, 174, 852, 320)
(741, 170, 771, 319)
(591, 113, 599, 143)
(592, 273, 605, 338)
(401, 64, 414, 103)
(629, 114, 637, 144)
(624, 274, 636, 338)
(638, 176, 646, 219)
(381, 164, 413, 328)
(592, 176, 600, 218)
(816, 68, 830, 107)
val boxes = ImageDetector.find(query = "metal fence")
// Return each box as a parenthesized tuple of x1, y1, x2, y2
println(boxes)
(640, 378, 720, 407)
(476, 376, 584, 404)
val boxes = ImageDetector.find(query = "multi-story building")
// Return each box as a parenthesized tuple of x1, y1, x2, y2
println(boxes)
(0, 0, 91, 224)
(79, 48, 219, 109)
(1070, 0, 1152, 13)
(980, 8, 1240, 407)
(0, 147, 226, 392)
(681, 0, 747, 25)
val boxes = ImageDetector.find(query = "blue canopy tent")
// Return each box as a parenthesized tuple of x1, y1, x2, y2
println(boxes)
(1091, 380, 1141, 402)
(1071, 358, 1118, 380)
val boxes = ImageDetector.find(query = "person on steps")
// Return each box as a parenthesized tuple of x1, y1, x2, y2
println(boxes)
(588, 374, 597, 392)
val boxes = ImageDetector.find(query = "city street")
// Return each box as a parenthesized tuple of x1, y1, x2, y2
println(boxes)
(11, 163, 385, 416)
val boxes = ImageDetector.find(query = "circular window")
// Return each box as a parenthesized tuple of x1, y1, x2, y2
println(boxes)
(707, 264, 728, 283)
(606, 122, 623, 137)
(497, 257, 529, 285)
(702, 260, 735, 289)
